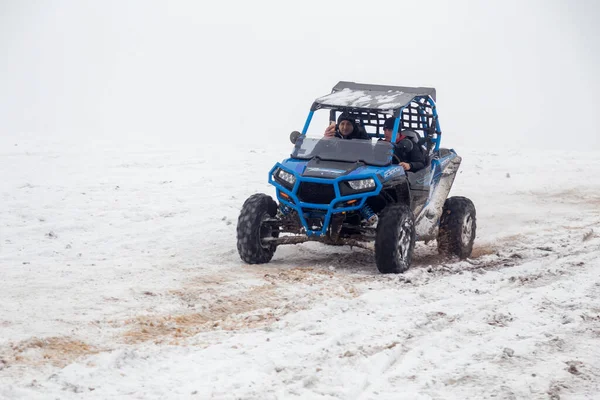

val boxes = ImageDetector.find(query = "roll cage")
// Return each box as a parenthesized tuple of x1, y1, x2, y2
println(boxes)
(301, 81, 443, 160)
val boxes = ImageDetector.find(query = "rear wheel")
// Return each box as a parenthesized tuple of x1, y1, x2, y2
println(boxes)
(236, 194, 279, 264)
(375, 204, 416, 273)
(437, 196, 476, 259)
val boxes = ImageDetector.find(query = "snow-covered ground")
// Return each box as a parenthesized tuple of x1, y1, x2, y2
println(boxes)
(1, 136, 599, 399)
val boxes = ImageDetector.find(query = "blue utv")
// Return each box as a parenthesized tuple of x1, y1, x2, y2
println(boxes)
(237, 81, 476, 273)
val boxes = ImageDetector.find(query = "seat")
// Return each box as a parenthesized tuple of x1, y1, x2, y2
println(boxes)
(400, 129, 421, 144)
(400, 129, 430, 164)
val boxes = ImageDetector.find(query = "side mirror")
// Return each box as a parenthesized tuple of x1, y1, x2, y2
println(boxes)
(290, 131, 302, 144)
(397, 138, 414, 152)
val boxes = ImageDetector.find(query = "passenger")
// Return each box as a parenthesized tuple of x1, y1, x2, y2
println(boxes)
(382, 117, 426, 172)
(323, 112, 369, 140)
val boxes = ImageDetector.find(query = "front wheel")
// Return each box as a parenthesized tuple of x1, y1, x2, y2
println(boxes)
(236, 193, 279, 264)
(437, 196, 477, 259)
(375, 204, 416, 274)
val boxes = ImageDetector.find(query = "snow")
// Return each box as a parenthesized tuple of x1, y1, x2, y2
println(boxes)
(315, 89, 410, 111)
(1, 135, 599, 399)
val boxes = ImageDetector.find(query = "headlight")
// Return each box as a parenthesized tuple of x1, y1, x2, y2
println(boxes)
(348, 178, 375, 190)
(276, 169, 296, 186)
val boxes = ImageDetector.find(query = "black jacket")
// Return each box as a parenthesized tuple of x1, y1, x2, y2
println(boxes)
(392, 140, 426, 172)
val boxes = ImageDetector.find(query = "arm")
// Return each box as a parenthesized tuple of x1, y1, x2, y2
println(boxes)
(406, 144, 426, 172)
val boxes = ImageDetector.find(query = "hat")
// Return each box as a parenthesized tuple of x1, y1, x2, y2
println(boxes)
(383, 117, 396, 130)
(337, 112, 355, 125)
(336, 112, 357, 136)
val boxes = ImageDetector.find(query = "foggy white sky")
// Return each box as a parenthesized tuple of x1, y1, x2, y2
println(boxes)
(1, 0, 599, 150)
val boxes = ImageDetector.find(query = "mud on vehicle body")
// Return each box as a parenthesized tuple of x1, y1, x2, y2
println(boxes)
(237, 81, 476, 273)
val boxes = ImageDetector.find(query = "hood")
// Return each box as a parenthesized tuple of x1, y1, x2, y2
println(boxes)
(301, 158, 364, 179)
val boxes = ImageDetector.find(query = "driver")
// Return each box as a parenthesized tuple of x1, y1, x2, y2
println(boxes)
(382, 117, 426, 172)
(323, 112, 369, 140)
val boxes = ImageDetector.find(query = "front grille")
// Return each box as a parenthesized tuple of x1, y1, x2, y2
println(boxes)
(297, 182, 336, 204)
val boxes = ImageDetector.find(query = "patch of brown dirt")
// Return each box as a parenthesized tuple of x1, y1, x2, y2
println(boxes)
(123, 268, 360, 345)
(497, 234, 527, 245)
(4, 337, 98, 368)
(412, 241, 500, 270)
(470, 244, 498, 258)
(262, 267, 335, 283)
(169, 274, 238, 305)
(124, 283, 277, 344)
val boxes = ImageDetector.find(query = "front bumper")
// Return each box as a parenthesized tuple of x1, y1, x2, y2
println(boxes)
(269, 163, 383, 236)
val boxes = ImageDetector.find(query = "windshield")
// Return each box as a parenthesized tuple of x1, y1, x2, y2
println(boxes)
(291, 136, 393, 166)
